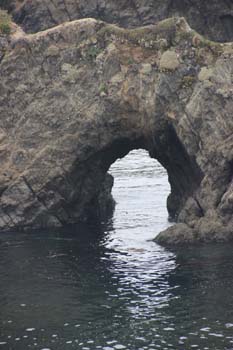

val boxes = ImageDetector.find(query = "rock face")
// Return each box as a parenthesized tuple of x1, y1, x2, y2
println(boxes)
(0, 16, 233, 244)
(4, 0, 233, 42)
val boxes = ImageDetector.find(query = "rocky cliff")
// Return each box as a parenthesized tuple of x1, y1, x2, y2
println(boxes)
(0, 14, 233, 243)
(6, 0, 233, 42)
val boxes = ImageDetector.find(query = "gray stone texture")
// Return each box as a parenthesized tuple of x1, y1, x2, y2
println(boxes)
(0, 15, 232, 244)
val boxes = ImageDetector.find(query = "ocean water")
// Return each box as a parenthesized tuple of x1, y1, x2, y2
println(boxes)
(1, 150, 233, 350)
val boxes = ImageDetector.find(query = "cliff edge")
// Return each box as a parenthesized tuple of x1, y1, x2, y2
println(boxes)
(4, 0, 233, 43)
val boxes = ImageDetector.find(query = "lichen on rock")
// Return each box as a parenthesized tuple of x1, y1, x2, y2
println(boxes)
(159, 50, 180, 71)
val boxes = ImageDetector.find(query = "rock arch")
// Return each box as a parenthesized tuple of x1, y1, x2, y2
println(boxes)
(0, 17, 232, 243)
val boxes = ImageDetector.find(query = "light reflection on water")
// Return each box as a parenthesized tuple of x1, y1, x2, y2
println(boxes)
(109, 149, 171, 241)
(0, 150, 233, 349)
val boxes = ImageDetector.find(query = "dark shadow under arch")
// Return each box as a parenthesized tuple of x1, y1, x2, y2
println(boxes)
(84, 125, 203, 226)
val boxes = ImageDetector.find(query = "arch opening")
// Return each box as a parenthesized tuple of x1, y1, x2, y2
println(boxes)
(83, 126, 203, 231)
(109, 149, 171, 238)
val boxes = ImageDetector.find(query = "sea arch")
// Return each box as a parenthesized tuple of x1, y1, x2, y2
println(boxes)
(0, 17, 232, 243)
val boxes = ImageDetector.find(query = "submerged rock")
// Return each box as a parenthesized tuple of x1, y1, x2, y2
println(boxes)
(0, 17, 232, 244)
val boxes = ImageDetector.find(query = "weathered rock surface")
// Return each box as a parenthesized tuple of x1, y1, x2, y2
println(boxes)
(0, 17, 233, 244)
(3, 0, 233, 42)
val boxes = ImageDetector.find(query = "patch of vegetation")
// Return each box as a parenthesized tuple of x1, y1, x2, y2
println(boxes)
(0, 10, 11, 35)
(181, 75, 196, 88)
(174, 29, 195, 45)
(97, 17, 178, 46)
(86, 45, 102, 60)
(99, 83, 108, 95)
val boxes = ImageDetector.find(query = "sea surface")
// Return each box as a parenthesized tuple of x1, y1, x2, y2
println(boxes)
(1, 150, 233, 350)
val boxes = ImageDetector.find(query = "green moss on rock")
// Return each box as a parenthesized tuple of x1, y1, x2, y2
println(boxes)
(0, 10, 11, 35)
(97, 17, 178, 46)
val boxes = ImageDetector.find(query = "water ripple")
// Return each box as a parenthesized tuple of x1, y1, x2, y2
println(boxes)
(0, 150, 233, 349)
